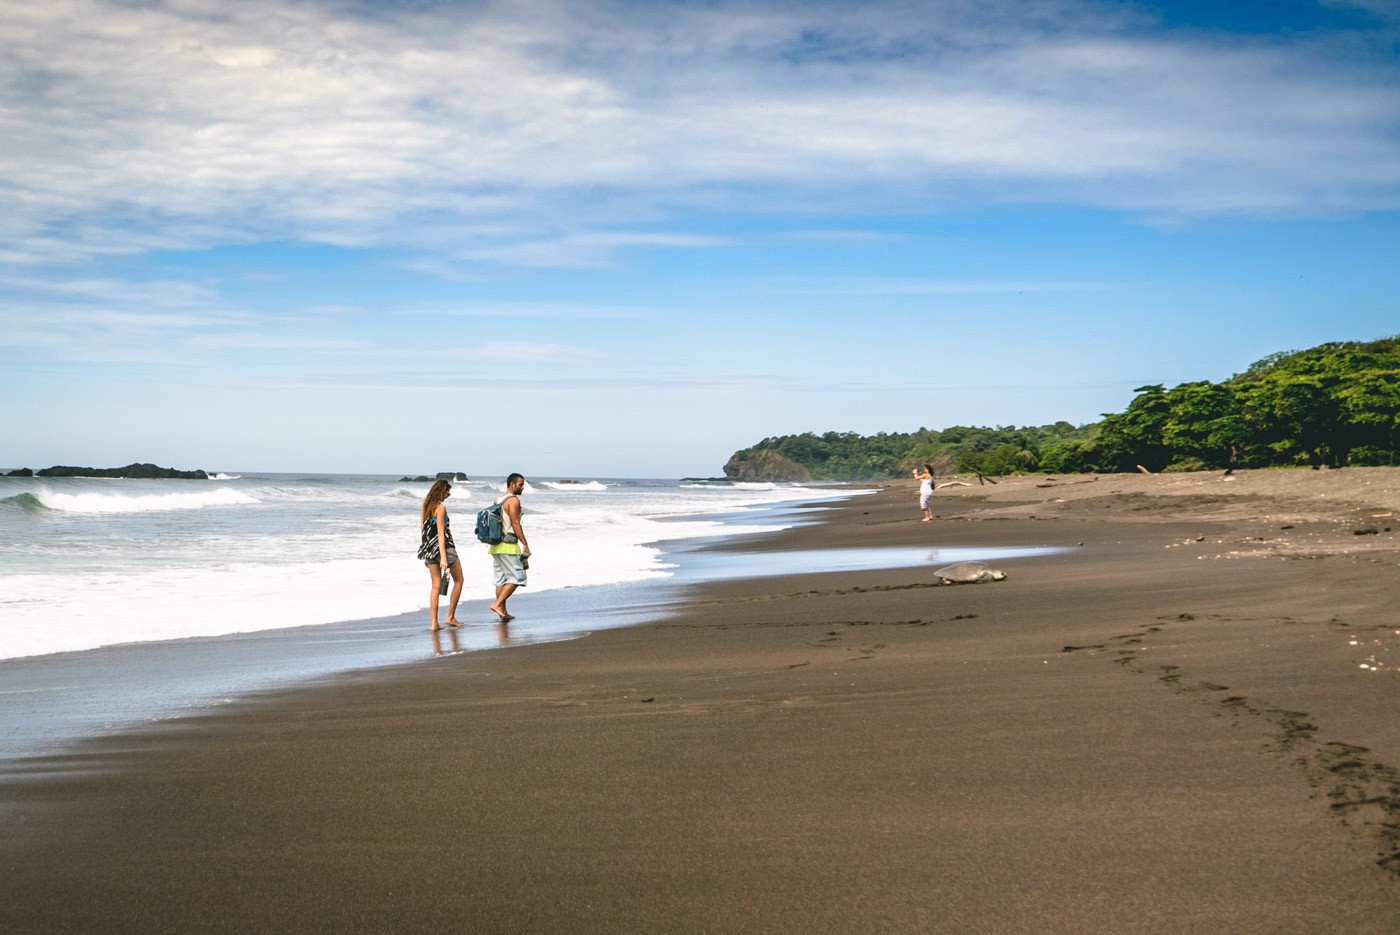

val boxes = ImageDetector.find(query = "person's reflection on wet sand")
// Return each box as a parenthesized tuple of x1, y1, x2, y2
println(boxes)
(496, 620, 510, 646)
(431, 627, 461, 656)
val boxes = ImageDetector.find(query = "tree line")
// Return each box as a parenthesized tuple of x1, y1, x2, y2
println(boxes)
(724, 337, 1400, 480)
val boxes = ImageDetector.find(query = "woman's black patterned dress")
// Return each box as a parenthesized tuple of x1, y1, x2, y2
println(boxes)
(417, 513, 454, 562)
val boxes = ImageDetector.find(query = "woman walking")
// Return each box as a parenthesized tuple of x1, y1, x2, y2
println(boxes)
(417, 479, 464, 630)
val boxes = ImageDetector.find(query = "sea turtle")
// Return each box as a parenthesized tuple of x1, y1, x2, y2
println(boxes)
(932, 561, 1007, 585)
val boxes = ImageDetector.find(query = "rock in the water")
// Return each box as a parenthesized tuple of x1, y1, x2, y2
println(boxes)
(36, 463, 208, 479)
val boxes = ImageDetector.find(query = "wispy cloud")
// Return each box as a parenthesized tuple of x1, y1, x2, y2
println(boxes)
(460, 230, 733, 268)
(256, 369, 1129, 396)
(387, 300, 655, 323)
(0, 273, 229, 310)
(2, 0, 1398, 267)
(0, 292, 611, 370)
(768, 278, 1120, 296)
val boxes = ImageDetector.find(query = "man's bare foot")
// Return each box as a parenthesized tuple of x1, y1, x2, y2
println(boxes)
(445, 618, 464, 628)
(430, 623, 442, 631)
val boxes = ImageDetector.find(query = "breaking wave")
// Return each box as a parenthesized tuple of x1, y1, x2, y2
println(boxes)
(0, 492, 47, 513)
(539, 480, 609, 492)
(30, 488, 261, 514)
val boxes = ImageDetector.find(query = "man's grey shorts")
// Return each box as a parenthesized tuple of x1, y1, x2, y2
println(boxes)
(492, 553, 527, 587)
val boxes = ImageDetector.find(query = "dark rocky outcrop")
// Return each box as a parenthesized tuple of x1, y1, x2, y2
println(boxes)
(5, 468, 34, 477)
(35, 463, 209, 479)
(400, 472, 469, 483)
(437, 472, 469, 481)
(723, 449, 811, 482)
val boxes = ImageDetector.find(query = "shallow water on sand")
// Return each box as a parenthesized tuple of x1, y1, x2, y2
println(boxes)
(0, 519, 1067, 769)
(669, 544, 1068, 580)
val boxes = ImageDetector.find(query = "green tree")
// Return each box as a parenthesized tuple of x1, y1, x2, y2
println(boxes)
(1039, 440, 1089, 473)
(1162, 381, 1245, 468)
(1336, 369, 1400, 465)
(1088, 385, 1172, 472)
(1242, 376, 1342, 467)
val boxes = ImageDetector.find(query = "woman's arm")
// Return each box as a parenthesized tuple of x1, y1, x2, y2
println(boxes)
(435, 503, 449, 568)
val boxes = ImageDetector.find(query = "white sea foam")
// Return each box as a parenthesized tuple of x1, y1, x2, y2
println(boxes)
(539, 480, 608, 491)
(0, 476, 855, 660)
(209, 473, 242, 480)
(33, 487, 260, 514)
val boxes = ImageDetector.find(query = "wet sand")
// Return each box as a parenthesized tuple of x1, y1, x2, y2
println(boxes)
(3, 468, 1399, 933)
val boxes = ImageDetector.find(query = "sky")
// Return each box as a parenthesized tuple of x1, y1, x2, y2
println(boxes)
(2, 0, 1399, 477)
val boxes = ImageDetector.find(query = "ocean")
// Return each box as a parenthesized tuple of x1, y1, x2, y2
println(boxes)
(0, 473, 1074, 765)
(0, 473, 850, 662)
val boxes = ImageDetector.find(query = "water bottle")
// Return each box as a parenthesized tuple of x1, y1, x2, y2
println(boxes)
(438, 570, 450, 595)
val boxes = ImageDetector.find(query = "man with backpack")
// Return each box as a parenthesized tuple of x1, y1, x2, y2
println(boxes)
(485, 473, 530, 623)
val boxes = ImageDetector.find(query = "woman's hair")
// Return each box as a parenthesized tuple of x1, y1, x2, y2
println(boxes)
(923, 464, 934, 476)
(421, 479, 452, 523)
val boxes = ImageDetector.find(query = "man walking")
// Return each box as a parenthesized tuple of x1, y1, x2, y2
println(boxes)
(488, 473, 530, 622)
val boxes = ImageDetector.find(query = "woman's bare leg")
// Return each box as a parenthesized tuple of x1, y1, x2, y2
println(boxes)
(427, 563, 443, 630)
(444, 558, 465, 627)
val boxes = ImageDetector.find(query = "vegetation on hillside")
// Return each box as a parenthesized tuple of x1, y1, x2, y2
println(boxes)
(724, 337, 1400, 480)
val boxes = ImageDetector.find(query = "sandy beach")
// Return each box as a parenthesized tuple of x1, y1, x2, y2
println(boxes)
(4, 468, 1400, 933)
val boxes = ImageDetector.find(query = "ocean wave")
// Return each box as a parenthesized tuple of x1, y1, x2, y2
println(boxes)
(539, 480, 609, 492)
(0, 480, 864, 660)
(34, 487, 261, 514)
(208, 473, 242, 480)
(251, 485, 368, 502)
(0, 492, 47, 513)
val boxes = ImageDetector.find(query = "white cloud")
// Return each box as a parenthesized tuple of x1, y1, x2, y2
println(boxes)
(397, 301, 649, 322)
(0, 274, 227, 309)
(771, 278, 1119, 296)
(478, 339, 604, 362)
(1, 0, 1398, 267)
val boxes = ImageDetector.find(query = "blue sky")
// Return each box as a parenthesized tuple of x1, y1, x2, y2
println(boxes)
(3, 0, 1399, 477)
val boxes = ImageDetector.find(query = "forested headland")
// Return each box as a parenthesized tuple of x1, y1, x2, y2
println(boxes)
(724, 337, 1400, 481)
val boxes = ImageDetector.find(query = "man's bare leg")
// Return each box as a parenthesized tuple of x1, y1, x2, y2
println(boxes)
(489, 582, 518, 622)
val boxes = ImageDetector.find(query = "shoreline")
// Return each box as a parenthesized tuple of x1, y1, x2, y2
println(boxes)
(0, 491, 866, 764)
(4, 469, 1400, 932)
(1, 485, 1054, 767)
(0, 474, 856, 662)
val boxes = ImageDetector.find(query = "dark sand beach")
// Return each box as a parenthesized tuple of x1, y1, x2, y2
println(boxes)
(4, 469, 1400, 933)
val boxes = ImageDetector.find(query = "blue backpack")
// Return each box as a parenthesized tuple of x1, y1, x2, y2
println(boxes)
(474, 501, 505, 544)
